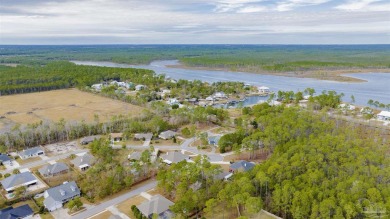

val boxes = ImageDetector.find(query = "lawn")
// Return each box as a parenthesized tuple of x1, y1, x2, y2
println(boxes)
(40, 213, 55, 219)
(116, 195, 147, 218)
(40, 170, 78, 187)
(0, 89, 145, 128)
(16, 156, 42, 165)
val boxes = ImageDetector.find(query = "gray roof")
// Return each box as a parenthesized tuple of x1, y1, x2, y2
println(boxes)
(214, 171, 231, 180)
(159, 130, 176, 139)
(137, 195, 174, 217)
(1, 172, 37, 191)
(208, 136, 221, 144)
(230, 160, 255, 172)
(44, 181, 80, 208)
(71, 153, 94, 168)
(134, 133, 153, 141)
(161, 152, 189, 164)
(80, 135, 101, 144)
(0, 154, 11, 162)
(128, 152, 142, 160)
(0, 204, 33, 219)
(39, 162, 69, 176)
(18, 146, 43, 157)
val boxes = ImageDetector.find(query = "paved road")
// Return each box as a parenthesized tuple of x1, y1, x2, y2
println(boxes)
(1, 149, 88, 174)
(71, 181, 157, 219)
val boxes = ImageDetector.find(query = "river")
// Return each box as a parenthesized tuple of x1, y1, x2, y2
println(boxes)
(72, 60, 390, 107)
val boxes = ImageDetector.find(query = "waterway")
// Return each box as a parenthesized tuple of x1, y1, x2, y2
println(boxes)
(72, 60, 390, 107)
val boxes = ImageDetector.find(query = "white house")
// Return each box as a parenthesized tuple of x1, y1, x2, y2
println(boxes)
(205, 96, 214, 101)
(258, 86, 270, 94)
(167, 98, 180, 106)
(339, 103, 356, 111)
(91, 84, 103, 91)
(43, 181, 81, 212)
(135, 85, 146, 91)
(18, 146, 45, 160)
(213, 92, 227, 99)
(377, 111, 390, 121)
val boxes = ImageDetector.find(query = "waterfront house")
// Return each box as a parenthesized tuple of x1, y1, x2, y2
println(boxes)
(258, 86, 270, 94)
(137, 195, 174, 219)
(135, 84, 146, 91)
(0, 154, 12, 165)
(0, 204, 33, 219)
(38, 162, 69, 178)
(213, 92, 227, 99)
(230, 160, 255, 173)
(18, 146, 44, 160)
(339, 103, 356, 111)
(161, 151, 189, 165)
(71, 153, 95, 171)
(1, 172, 38, 193)
(159, 130, 176, 140)
(377, 111, 390, 121)
(43, 181, 81, 212)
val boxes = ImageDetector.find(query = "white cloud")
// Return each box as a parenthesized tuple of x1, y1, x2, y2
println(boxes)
(276, 0, 331, 12)
(335, 0, 390, 11)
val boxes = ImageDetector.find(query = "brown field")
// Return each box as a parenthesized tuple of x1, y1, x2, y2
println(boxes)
(0, 89, 144, 128)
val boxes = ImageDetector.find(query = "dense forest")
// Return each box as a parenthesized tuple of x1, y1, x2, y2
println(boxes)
(1, 45, 389, 72)
(157, 104, 390, 218)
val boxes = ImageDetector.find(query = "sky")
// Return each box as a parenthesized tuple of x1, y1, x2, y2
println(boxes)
(0, 0, 389, 44)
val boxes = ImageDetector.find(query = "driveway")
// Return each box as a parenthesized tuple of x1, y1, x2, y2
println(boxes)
(71, 181, 157, 219)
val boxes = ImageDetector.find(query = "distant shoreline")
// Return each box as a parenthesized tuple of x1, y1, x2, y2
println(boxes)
(166, 63, 390, 83)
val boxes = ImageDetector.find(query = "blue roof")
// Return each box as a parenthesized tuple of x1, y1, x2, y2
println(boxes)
(0, 154, 11, 162)
(0, 204, 33, 219)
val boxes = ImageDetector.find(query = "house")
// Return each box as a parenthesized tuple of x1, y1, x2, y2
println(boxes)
(91, 84, 103, 91)
(111, 133, 123, 142)
(161, 151, 189, 165)
(214, 171, 233, 181)
(43, 181, 81, 212)
(71, 153, 95, 171)
(377, 111, 390, 121)
(137, 195, 174, 219)
(258, 86, 270, 94)
(205, 96, 214, 101)
(135, 84, 146, 91)
(134, 133, 153, 141)
(339, 103, 356, 111)
(208, 136, 221, 146)
(18, 146, 44, 160)
(167, 98, 180, 106)
(38, 162, 69, 177)
(230, 160, 255, 173)
(159, 130, 176, 140)
(80, 135, 101, 145)
(128, 151, 142, 161)
(360, 107, 373, 115)
(187, 98, 198, 105)
(0, 154, 12, 165)
(213, 92, 227, 99)
(1, 172, 38, 193)
(0, 204, 33, 219)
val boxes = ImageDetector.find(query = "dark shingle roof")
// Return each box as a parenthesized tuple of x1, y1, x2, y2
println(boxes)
(38, 162, 69, 176)
(230, 160, 255, 172)
(0, 204, 33, 219)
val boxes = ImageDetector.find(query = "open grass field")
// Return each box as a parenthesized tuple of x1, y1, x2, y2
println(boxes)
(0, 88, 144, 128)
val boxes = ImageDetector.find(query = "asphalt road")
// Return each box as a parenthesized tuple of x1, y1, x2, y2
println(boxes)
(71, 181, 157, 219)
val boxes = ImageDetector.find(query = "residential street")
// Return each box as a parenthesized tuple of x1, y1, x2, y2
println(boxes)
(0, 149, 89, 175)
(70, 181, 157, 219)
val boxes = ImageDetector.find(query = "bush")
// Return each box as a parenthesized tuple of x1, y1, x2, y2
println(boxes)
(12, 169, 20, 174)
(4, 173, 10, 178)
